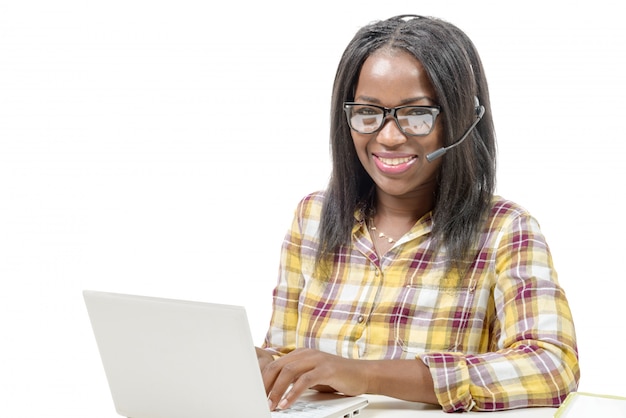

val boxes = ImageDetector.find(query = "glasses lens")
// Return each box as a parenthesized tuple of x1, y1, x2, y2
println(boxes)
(397, 107, 435, 135)
(347, 105, 384, 133)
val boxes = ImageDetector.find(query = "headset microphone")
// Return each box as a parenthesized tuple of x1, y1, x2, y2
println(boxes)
(425, 102, 485, 163)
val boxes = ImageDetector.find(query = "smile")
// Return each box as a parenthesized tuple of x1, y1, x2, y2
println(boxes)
(373, 154, 417, 174)
(377, 156, 416, 166)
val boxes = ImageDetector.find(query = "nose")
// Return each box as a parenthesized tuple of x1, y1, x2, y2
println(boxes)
(376, 116, 407, 147)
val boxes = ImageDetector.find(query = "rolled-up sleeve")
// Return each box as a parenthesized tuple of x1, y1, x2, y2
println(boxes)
(421, 212, 579, 412)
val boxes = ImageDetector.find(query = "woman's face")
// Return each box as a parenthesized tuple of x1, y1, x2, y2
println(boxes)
(351, 49, 444, 199)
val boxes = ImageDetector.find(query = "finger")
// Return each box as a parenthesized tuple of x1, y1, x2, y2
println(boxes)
(255, 347, 274, 371)
(266, 361, 305, 410)
(261, 355, 284, 396)
(262, 349, 310, 393)
(275, 370, 319, 410)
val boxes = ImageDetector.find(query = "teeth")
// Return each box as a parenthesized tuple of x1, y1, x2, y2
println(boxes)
(378, 156, 413, 166)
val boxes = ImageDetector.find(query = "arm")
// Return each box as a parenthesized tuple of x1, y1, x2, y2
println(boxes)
(421, 211, 580, 411)
(260, 194, 311, 357)
(262, 348, 438, 411)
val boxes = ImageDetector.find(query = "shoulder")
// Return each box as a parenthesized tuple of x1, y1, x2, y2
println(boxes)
(489, 196, 531, 219)
(291, 190, 326, 225)
(486, 195, 545, 236)
(283, 191, 327, 241)
(298, 190, 326, 207)
(294, 190, 326, 212)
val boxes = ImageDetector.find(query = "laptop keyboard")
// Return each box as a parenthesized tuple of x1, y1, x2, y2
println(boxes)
(271, 399, 357, 417)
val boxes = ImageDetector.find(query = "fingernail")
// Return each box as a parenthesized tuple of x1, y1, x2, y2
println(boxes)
(268, 399, 274, 410)
(278, 398, 288, 410)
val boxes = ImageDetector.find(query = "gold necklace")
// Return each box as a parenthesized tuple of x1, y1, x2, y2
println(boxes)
(369, 218, 395, 243)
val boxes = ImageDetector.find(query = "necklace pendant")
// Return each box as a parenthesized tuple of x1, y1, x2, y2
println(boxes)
(369, 218, 395, 244)
(377, 231, 395, 243)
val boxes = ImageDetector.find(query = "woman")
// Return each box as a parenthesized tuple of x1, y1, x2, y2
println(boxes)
(256, 15, 579, 412)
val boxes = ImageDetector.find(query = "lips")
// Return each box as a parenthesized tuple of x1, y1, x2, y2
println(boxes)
(373, 153, 417, 174)
(377, 155, 415, 166)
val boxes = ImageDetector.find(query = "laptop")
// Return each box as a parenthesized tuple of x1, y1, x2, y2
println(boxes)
(83, 290, 368, 418)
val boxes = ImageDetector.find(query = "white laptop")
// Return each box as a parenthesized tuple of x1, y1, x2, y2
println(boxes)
(83, 290, 368, 418)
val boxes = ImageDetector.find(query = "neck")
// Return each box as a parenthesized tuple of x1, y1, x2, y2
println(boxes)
(373, 188, 434, 224)
(368, 188, 434, 249)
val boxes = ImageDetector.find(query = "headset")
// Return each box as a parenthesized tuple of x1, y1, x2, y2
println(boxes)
(425, 96, 485, 162)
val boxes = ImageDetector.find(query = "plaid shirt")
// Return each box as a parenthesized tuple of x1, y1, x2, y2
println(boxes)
(263, 191, 580, 412)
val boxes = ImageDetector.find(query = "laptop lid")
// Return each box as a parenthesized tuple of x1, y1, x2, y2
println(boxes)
(83, 290, 367, 418)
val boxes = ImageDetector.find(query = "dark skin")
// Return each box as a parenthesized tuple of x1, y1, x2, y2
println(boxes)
(258, 49, 442, 411)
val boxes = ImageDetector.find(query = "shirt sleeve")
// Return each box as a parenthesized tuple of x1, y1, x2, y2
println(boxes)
(261, 195, 311, 356)
(420, 212, 580, 412)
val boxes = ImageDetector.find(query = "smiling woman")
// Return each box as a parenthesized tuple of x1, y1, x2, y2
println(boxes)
(4, 0, 626, 415)
(256, 14, 580, 413)
(349, 49, 443, 216)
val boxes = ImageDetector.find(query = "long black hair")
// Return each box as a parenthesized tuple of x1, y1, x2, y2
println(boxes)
(316, 15, 497, 270)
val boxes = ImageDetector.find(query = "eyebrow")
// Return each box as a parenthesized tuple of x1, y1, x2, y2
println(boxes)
(354, 95, 437, 106)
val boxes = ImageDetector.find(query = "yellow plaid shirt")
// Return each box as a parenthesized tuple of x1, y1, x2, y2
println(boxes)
(263, 191, 579, 412)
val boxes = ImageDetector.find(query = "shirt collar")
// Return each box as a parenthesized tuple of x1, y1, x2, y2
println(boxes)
(352, 207, 434, 242)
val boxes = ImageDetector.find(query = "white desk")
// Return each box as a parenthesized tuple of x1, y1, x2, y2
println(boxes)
(98, 393, 557, 417)
(360, 394, 556, 417)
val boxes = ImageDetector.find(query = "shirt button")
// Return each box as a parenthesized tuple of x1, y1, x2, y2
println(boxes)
(374, 270, 380, 277)
(357, 315, 365, 323)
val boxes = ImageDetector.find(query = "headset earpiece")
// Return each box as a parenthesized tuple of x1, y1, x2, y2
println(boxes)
(474, 96, 481, 116)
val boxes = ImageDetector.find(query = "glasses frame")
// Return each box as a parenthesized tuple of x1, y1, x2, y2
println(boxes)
(343, 102, 441, 136)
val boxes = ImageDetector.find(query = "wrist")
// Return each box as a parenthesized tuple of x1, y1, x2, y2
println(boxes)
(363, 360, 383, 395)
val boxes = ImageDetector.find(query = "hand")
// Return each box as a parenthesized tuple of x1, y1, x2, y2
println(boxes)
(255, 347, 275, 372)
(261, 348, 368, 411)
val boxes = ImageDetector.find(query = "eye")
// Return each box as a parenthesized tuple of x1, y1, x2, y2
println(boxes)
(354, 106, 381, 116)
(403, 107, 430, 116)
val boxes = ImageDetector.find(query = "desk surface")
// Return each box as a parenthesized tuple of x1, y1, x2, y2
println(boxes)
(360, 394, 556, 417)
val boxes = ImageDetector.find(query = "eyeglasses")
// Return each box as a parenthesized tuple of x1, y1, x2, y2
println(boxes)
(343, 102, 441, 136)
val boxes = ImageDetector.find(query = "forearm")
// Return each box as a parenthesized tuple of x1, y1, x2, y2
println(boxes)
(421, 342, 579, 412)
(364, 358, 438, 405)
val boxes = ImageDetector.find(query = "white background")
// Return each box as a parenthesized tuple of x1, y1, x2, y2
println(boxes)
(1, 0, 624, 416)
